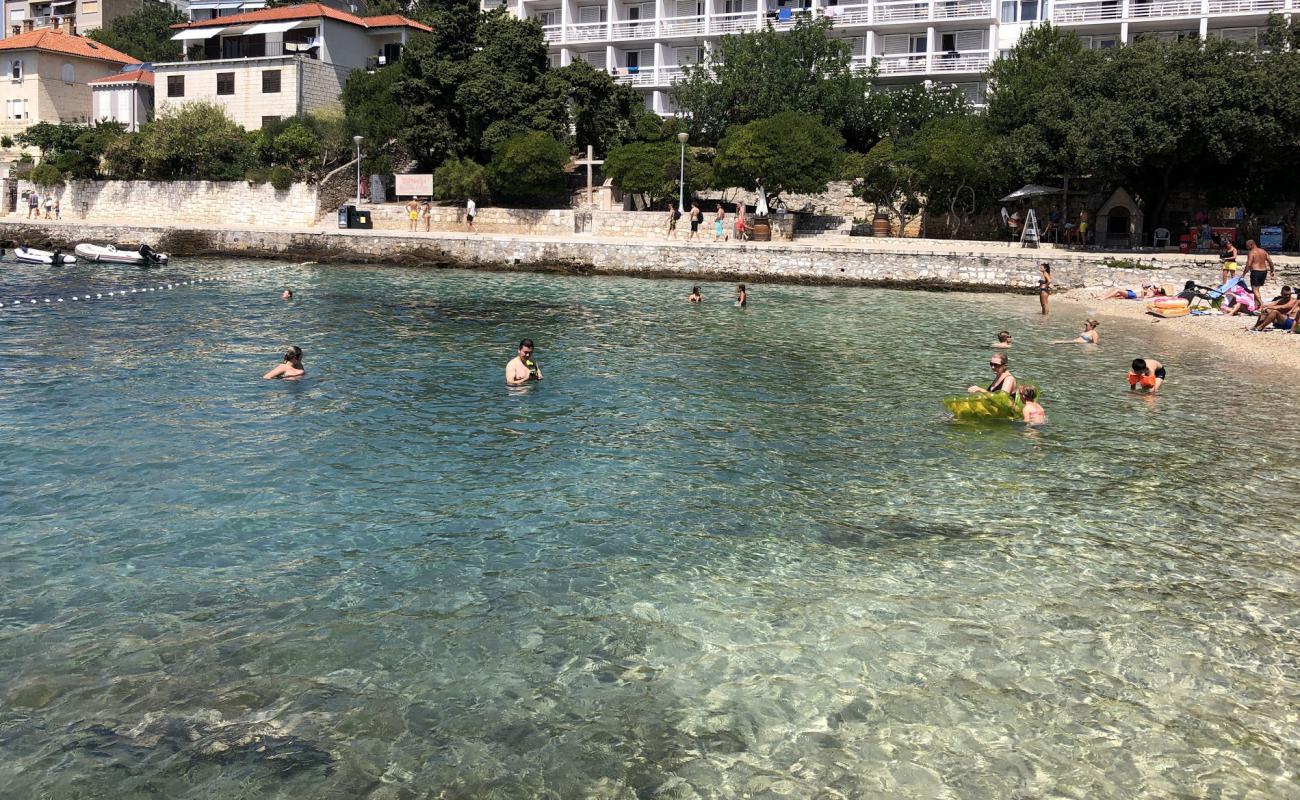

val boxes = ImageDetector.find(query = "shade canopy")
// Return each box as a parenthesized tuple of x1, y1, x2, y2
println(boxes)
(171, 27, 226, 40)
(243, 20, 305, 34)
(1000, 184, 1065, 203)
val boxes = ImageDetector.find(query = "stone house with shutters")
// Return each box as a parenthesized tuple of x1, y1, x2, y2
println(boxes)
(88, 63, 152, 131)
(0, 20, 138, 164)
(153, 2, 430, 130)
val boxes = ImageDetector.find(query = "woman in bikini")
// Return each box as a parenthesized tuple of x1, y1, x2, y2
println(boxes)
(968, 353, 1017, 396)
(1052, 318, 1099, 345)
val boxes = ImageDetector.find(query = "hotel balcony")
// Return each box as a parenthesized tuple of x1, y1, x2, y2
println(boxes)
(1206, 0, 1283, 11)
(826, 0, 992, 25)
(1053, 0, 1283, 23)
(872, 50, 988, 74)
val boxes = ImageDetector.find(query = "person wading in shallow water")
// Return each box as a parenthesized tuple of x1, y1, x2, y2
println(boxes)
(506, 339, 542, 385)
(968, 352, 1017, 396)
(263, 346, 305, 380)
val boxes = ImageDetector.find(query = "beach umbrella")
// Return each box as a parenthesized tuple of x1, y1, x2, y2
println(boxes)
(1000, 184, 1064, 203)
(755, 185, 769, 216)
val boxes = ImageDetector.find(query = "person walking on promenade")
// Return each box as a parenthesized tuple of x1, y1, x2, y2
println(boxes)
(42, 195, 53, 220)
(53, 199, 60, 220)
(1241, 239, 1274, 308)
(687, 202, 702, 241)
(734, 205, 749, 241)
(25, 191, 37, 219)
(713, 205, 727, 242)
(466, 197, 477, 234)
(666, 203, 680, 239)
(1078, 209, 1089, 246)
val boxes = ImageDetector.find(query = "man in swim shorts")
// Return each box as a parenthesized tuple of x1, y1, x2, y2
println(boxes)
(506, 339, 542, 385)
(405, 198, 420, 231)
(1128, 358, 1166, 393)
(1251, 286, 1297, 331)
(1241, 239, 1274, 307)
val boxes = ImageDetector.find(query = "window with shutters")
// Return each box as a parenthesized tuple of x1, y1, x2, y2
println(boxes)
(674, 46, 699, 65)
(577, 5, 606, 22)
(217, 72, 234, 95)
(262, 69, 281, 93)
(61, 63, 74, 84)
(167, 75, 184, 97)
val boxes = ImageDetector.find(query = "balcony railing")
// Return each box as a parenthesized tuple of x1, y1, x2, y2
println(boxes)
(824, 3, 872, 23)
(930, 52, 990, 71)
(182, 41, 317, 61)
(614, 69, 659, 86)
(1128, 0, 1201, 16)
(875, 53, 928, 73)
(611, 18, 656, 37)
(542, 22, 562, 41)
(661, 13, 705, 34)
(711, 10, 760, 33)
(568, 20, 607, 41)
(1051, 0, 1123, 22)
(1207, 0, 1282, 11)
(932, 0, 995, 17)
(874, 0, 931, 22)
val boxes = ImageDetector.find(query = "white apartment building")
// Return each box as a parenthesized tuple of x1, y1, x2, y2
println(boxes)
(485, 0, 1287, 113)
(156, 2, 428, 129)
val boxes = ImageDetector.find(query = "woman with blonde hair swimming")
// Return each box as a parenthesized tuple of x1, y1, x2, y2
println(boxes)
(1053, 319, 1099, 344)
(263, 346, 305, 379)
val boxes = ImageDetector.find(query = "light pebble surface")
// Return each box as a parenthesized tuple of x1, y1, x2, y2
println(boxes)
(1056, 283, 1300, 372)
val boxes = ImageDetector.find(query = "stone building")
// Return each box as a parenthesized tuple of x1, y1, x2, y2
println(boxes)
(88, 62, 151, 130)
(154, 2, 429, 130)
(0, 0, 143, 41)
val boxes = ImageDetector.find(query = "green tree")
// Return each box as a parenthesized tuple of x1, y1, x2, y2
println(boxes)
(853, 139, 925, 238)
(136, 102, 254, 180)
(671, 17, 873, 148)
(711, 112, 843, 206)
(256, 120, 322, 177)
(340, 65, 406, 165)
(544, 59, 644, 154)
(910, 115, 1001, 237)
(29, 163, 64, 188)
(432, 157, 488, 201)
(16, 121, 125, 179)
(87, 0, 185, 62)
(604, 139, 709, 209)
(485, 131, 568, 204)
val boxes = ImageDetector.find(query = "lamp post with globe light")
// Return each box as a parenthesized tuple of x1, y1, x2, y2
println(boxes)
(677, 131, 688, 214)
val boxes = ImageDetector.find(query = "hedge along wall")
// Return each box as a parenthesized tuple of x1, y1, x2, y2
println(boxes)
(14, 180, 321, 229)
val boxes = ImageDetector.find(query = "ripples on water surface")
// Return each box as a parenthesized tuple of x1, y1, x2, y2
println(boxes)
(1, 259, 1298, 799)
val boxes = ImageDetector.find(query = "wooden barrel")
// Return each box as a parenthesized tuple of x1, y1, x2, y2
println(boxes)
(871, 215, 891, 237)
(751, 219, 772, 241)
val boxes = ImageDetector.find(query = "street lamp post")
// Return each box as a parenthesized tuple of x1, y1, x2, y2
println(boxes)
(353, 135, 363, 206)
(677, 131, 688, 214)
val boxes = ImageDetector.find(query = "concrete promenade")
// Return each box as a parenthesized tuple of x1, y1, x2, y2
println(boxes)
(4, 218, 1296, 292)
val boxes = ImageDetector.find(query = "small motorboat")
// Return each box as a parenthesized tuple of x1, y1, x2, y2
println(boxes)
(14, 246, 77, 265)
(74, 242, 169, 266)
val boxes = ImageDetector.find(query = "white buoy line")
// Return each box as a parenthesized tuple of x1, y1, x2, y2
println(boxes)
(0, 277, 222, 311)
(1, 260, 320, 311)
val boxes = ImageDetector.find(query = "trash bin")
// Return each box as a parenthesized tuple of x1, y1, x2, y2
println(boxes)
(338, 205, 352, 229)
(349, 207, 373, 229)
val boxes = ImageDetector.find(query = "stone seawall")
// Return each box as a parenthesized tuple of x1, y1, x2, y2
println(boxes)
(0, 221, 1241, 292)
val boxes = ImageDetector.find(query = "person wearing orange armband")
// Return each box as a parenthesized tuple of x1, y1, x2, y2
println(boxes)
(1128, 358, 1165, 393)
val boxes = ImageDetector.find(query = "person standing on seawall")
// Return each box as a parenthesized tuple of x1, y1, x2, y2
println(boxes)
(466, 196, 477, 234)
(1241, 239, 1274, 308)
(506, 339, 542, 385)
(405, 197, 420, 231)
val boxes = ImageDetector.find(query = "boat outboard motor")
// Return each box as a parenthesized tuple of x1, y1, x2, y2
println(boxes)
(51, 247, 63, 265)
(138, 242, 161, 265)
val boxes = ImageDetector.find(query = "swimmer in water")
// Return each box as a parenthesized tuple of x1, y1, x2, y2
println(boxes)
(1052, 318, 1099, 344)
(263, 346, 304, 380)
(968, 352, 1017, 396)
(688, 285, 702, 303)
(282, 289, 294, 300)
(736, 284, 747, 308)
(992, 330, 1012, 348)
(1019, 385, 1046, 424)
(506, 339, 542, 385)
(1128, 357, 1165, 393)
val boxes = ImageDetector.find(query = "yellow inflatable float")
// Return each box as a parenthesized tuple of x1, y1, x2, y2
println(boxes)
(1147, 297, 1190, 318)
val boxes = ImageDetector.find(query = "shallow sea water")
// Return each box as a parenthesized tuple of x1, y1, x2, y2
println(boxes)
(1, 259, 1298, 799)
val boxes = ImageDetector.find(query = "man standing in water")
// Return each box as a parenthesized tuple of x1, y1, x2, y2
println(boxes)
(1241, 239, 1275, 307)
(506, 339, 542, 384)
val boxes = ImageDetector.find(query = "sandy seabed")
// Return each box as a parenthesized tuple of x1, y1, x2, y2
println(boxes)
(1055, 282, 1300, 373)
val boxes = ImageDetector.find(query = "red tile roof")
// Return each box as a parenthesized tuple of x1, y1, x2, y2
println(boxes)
(0, 28, 141, 65)
(89, 68, 155, 86)
(173, 3, 432, 32)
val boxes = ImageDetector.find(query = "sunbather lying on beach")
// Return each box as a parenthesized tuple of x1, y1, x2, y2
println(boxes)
(1096, 285, 1166, 301)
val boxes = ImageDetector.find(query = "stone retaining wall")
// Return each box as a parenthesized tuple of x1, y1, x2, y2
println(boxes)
(365, 205, 575, 236)
(1, 220, 1245, 293)
(13, 180, 320, 228)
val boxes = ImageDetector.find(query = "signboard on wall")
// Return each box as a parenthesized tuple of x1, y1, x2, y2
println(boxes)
(1260, 226, 1283, 253)
(395, 173, 433, 197)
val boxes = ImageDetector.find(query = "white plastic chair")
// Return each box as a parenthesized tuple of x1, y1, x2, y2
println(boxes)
(1153, 227, 1170, 247)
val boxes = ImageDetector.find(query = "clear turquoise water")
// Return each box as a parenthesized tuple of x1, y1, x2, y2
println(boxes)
(2, 259, 1298, 799)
